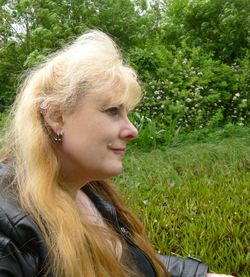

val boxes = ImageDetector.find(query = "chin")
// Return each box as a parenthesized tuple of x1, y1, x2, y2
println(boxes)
(106, 164, 123, 178)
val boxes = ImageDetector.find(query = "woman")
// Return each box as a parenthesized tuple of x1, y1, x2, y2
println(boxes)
(0, 30, 233, 277)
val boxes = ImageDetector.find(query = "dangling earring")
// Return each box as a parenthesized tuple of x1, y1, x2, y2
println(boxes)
(53, 131, 63, 143)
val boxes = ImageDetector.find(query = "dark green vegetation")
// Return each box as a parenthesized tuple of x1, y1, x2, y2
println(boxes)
(1, 0, 249, 130)
(115, 126, 250, 276)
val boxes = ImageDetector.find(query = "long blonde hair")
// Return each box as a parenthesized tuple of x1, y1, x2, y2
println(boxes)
(1, 30, 168, 276)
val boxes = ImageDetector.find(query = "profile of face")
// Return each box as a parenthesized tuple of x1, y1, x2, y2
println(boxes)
(54, 89, 138, 186)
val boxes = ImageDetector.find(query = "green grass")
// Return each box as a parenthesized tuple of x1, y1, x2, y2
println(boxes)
(114, 128, 250, 276)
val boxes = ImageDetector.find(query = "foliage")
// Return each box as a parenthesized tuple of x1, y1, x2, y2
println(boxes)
(115, 130, 250, 276)
(129, 43, 250, 131)
(129, 112, 250, 151)
(0, 0, 249, 130)
(0, 0, 144, 111)
(161, 0, 250, 62)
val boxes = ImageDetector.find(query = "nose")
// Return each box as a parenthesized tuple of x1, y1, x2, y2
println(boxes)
(120, 119, 138, 141)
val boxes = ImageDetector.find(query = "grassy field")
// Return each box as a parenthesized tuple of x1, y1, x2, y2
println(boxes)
(114, 127, 250, 276)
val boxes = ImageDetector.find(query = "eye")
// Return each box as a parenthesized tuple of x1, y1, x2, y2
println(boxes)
(105, 107, 119, 116)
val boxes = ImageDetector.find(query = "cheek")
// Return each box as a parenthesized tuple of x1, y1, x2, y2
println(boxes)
(62, 128, 104, 158)
(62, 115, 116, 157)
(62, 125, 86, 153)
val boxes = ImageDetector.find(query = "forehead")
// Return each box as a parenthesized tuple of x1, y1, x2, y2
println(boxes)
(69, 69, 142, 115)
(77, 86, 139, 111)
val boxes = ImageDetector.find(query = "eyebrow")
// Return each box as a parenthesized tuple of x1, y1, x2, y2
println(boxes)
(101, 102, 131, 114)
(94, 91, 131, 110)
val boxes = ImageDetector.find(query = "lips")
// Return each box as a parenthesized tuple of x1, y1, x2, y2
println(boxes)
(110, 148, 125, 156)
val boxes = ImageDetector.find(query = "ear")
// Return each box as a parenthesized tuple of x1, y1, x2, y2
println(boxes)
(43, 107, 64, 134)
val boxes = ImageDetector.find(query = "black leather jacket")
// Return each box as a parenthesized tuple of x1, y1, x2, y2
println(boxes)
(0, 163, 208, 276)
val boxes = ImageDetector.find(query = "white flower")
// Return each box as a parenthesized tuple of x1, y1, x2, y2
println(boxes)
(182, 58, 188, 64)
(235, 93, 240, 97)
(169, 181, 176, 188)
(142, 199, 149, 205)
(186, 98, 192, 103)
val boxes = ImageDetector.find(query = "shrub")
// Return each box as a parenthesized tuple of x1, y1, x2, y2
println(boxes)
(128, 43, 250, 132)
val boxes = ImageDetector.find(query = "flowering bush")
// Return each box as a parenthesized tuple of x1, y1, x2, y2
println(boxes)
(128, 43, 249, 132)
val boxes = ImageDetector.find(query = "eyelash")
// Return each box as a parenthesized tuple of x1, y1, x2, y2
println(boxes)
(105, 107, 119, 116)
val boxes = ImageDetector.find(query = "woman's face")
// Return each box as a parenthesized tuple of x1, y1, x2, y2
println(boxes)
(58, 90, 138, 186)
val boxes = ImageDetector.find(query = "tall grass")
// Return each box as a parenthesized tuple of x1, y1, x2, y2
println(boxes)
(114, 127, 250, 276)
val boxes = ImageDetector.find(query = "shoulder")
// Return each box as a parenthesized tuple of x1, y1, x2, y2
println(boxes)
(0, 162, 51, 276)
(0, 192, 42, 276)
(0, 161, 34, 248)
(0, 191, 40, 251)
(158, 255, 209, 277)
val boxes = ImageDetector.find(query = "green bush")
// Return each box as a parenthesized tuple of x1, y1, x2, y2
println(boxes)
(161, 0, 250, 63)
(128, 43, 249, 131)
